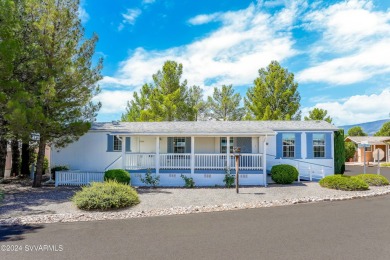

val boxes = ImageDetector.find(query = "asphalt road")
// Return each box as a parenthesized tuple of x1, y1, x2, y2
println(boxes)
(2, 194, 390, 260)
(345, 164, 390, 179)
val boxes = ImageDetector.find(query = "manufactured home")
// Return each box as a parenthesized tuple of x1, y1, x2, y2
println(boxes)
(52, 121, 339, 186)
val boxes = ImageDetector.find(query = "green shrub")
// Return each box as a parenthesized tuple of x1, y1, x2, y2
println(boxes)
(381, 162, 390, 167)
(271, 164, 299, 184)
(0, 189, 4, 204)
(140, 169, 160, 187)
(355, 174, 389, 186)
(334, 130, 345, 174)
(223, 168, 235, 188)
(72, 180, 140, 210)
(181, 174, 195, 188)
(345, 142, 356, 161)
(319, 175, 369, 191)
(104, 169, 130, 184)
(51, 165, 69, 179)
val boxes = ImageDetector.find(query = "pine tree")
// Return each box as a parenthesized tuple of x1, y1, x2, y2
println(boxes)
(304, 108, 333, 123)
(244, 61, 301, 120)
(1, 0, 103, 186)
(207, 85, 244, 121)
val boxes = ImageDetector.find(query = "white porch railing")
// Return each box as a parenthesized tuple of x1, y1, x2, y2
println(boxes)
(125, 153, 156, 169)
(55, 171, 104, 186)
(195, 154, 228, 169)
(124, 153, 263, 170)
(160, 153, 191, 169)
(231, 154, 263, 170)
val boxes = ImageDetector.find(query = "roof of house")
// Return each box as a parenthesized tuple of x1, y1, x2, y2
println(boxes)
(90, 121, 339, 136)
(345, 136, 390, 145)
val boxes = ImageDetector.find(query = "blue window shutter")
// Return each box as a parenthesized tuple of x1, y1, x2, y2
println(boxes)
(276, 133, 283, 159)
(185, 137, 191, 153)
(295, 133, 302, 159)
(125, 137, 131, 152)
(167, 137, 173, 153)
(107, 134, 114, 152)
(325, 133, 332, 159)
(306, 133, 313, 159)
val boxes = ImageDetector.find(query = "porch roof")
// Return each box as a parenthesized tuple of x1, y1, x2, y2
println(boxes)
(345, 136, 390, 145)
(91, 120, 339, 136)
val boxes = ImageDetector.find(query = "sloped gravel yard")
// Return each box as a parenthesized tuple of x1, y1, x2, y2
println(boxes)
(1, 179, 390, 225)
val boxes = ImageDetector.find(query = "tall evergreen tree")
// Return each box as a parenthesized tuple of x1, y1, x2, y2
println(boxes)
(304, 108, 333, 123)
(1, 0, 103, 186)
(121, 84, 153, 122)
(207, 85, 244, 121)
(374, 121, 390, 136)
(185, 86, 207, 121)
(244, 61, 301, 120)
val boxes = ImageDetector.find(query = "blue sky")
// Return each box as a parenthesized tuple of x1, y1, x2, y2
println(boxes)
(79, 0, 390, 125)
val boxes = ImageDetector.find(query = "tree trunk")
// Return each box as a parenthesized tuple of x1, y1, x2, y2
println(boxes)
(0, 137, 7, 179)
(11, 139, 21, 177)
(33, 138, 46, 187)
(21, 142, 30, 176)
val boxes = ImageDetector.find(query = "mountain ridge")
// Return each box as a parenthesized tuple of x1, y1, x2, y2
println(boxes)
(339, 119, 390, 136)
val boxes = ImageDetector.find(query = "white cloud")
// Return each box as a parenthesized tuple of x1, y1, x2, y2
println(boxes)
(188, 13, 221, 25)
(107, 3, 298, 91)
(298, 0, 390, 84)
(302, 89, 390, 125)
(93, 90, 134, 115)
(78, 1, 89, 23)
(118, 8, 142, 31)
(142, 0, 156, 4)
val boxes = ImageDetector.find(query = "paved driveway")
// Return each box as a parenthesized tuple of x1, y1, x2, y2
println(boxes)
(2, 194, 390, 260)
(345, 165, 390, 179)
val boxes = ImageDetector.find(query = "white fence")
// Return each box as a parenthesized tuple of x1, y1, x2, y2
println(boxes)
(160, 153, 191, 169)
(55, 171, 104, 187)
(125, 153, 155, 170)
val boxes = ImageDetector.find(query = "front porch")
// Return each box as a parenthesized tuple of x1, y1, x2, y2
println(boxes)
(113, 135, 269, 186)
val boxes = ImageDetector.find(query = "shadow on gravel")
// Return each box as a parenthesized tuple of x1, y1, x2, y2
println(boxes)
(0, 224, 44, 242)
(0, 185, 80, 217)
(137, 189, 173, 195)
(268, 182, 308, 188)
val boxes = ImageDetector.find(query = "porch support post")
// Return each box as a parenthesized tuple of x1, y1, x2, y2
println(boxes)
(155, 136, 160, 175)
(226, 136, 230, 169)
(387, 144, 389, 162)
(121, 136, 126, 170)
(263, 135, 267, 187)
(373, 145, 376, 163)
(191, 136, 195, 175)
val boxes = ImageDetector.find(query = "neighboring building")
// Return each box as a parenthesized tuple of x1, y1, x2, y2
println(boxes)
(52, 121, 339, 187)
(344, 136, 390, 163)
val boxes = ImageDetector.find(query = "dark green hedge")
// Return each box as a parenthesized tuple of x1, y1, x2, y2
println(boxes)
(334, 130, 345, 174)
(271, 164, 299, 184)
(104, 169, 130, 184)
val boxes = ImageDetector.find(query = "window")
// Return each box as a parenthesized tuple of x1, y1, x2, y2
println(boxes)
(173, 137, 186, 153)
(113, 136, 122, 151)
(364, 146, 372, 152)
(220, 137, 234, 153)
(282, 134, 295, 158)
(313, 134, 325, 158)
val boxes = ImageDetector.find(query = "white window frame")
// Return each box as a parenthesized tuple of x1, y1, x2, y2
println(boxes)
(313, 133, 325, 158)
(113, 136, 122, 151)
(173, 137, 186, 154)
(220, 137, 234, 153)
(282, 134, 295, 158)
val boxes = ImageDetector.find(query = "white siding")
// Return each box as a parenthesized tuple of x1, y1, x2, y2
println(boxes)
(194, 137, 215, 153)
(51, 132, 121, 171)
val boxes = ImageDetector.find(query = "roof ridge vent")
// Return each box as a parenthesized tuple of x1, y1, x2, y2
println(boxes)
(112, 120, 120, 125)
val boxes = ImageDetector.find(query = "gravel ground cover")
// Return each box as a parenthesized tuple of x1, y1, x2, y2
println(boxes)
(2, 180, 390, 225)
